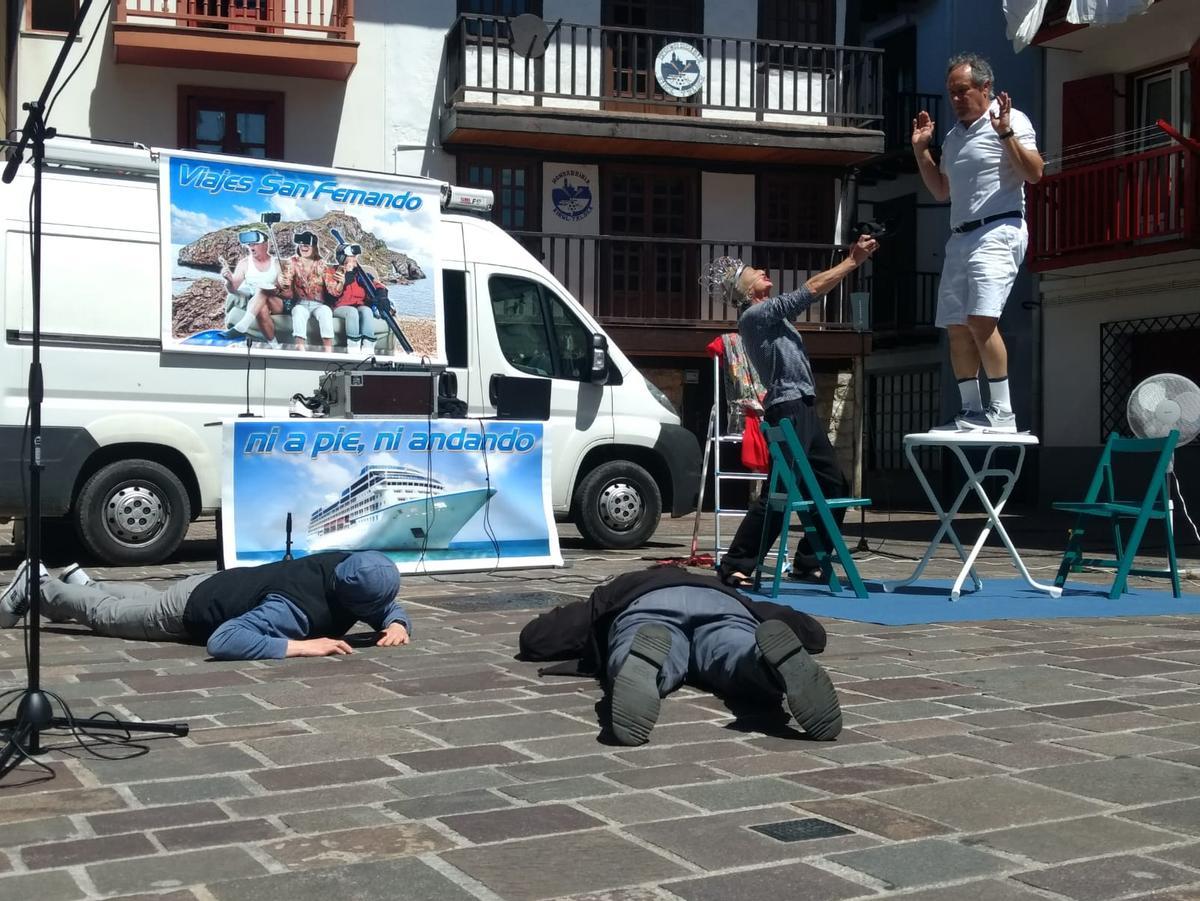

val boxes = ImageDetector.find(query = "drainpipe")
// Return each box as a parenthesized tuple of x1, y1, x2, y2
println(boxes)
(5, 0, 19, 135)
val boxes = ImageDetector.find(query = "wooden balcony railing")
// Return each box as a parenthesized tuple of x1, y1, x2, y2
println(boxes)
(861, 268, 940, 331)
(1028, 144, 1200, 271)
(445, 15, 882, 127)
(510, 231, 861, 328)
(115, 0, 354, 41)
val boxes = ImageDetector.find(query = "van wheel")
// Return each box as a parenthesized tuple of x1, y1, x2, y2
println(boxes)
(574, 461, 661, 549)
(74, 460, 191, 565)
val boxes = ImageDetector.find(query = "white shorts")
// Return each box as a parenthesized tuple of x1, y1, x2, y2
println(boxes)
(935, 221, 1028, 327)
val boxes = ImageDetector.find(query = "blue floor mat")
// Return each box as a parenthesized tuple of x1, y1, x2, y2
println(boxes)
(744, 578, 1200, 625)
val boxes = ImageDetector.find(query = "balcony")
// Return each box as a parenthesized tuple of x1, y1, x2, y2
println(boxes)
(511, 231, 868, 358)
(113, 1, 357, 80)
(442, 15, 884, 164)
(861, 268, 939, 340)
(858, 91, 940, 183)
(1028, 144, 1200, 272)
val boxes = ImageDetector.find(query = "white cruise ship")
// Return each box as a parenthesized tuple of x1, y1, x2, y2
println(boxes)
(307, 464, 495, 552)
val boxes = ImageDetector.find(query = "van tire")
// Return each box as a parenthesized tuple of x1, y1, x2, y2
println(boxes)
(74, 460, 191, 565)
(574, 461, 661, 549)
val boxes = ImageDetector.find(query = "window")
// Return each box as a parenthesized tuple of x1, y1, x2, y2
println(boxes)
(458, 156, 539, 232)
(489, 275, 591, 380)
(1134, 63, 1191, 150)
(28, 0, 78, 32)
(458, 0, 543, 14)
(179, 88, 284, 160)
(458, 0, 543, 39)
(756, 172, 834, 243)
(758, 0, 834, 46)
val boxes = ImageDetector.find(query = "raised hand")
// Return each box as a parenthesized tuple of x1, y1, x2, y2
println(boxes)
(849, 234, 879, 267)
(912, 110, 935, 151)
(990, 92, 1012, 133)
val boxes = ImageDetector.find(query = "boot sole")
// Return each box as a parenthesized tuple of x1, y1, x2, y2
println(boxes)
(0, 560, 31, 628)
(756, 620, 842, 741)
(610, 624, 672, 746)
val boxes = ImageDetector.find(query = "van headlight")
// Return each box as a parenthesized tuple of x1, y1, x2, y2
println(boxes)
(644, 376, 678, 416)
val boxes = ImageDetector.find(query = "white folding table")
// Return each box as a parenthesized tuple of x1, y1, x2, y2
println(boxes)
(882, 431, 1062, 600)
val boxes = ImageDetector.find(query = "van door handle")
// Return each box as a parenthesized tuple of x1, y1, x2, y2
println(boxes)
(489, 374, 500, 406)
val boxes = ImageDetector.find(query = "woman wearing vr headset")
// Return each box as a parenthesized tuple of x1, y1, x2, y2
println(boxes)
(280, 231, 335, 353)
(220, 229, 285, 349)
(323, 241, 386, 353)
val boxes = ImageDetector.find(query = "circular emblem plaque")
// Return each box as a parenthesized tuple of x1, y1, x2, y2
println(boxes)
(655, 42, 705, 98)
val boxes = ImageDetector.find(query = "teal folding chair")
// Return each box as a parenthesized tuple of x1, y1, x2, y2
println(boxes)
(1053, 431, 1182, 599)
(754, 419, 871, 599)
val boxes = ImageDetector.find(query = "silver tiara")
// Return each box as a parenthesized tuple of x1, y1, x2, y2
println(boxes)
(699, 256, 747, 303)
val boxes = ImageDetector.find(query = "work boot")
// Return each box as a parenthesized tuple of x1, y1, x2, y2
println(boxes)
(61, 563, 93, 586)
(756, 620, 842, 740)
(0, 560, 51, 628)
(609, 624, 672, 746)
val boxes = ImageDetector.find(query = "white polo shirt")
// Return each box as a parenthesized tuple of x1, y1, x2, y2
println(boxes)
(940, 99, 1038, 227)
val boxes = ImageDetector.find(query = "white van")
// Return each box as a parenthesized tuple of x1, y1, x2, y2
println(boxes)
(0, 140, 700, 564)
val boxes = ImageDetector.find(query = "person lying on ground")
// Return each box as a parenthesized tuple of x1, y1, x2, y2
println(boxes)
(0, 551, 410, 661)
(517, 564, 840, 745)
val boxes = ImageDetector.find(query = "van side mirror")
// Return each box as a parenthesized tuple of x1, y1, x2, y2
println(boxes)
(590, 334, 609, 385)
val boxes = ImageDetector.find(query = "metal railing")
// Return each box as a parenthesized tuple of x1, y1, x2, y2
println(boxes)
(445, 14, 883, 127)
(1028, 143, 1199, 271)
(882, 92, 940, 152)
(861, 269, 940, 331)
(511, 231, 860, 327)
(115, 0, 354, 40)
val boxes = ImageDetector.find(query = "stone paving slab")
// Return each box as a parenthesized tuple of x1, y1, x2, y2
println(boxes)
(0, 516, 1199, 899)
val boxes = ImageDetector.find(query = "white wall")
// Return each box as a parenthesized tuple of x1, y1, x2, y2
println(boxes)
(15, 5, 386, 170)
(1041, 258, 1200, 447)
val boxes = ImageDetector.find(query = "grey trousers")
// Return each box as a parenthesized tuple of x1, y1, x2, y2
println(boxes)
(40, 574, 211, 642)
(606, 587, 780, 702)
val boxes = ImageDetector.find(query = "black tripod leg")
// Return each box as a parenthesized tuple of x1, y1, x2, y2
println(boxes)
(0, 720, 34, 777)
(49, 717, 189, 737)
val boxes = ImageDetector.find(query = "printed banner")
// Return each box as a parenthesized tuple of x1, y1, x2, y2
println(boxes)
(221, 419, 561, 573)
(162, 151, 443, 363)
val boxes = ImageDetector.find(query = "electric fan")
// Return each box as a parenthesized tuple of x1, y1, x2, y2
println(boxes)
(1127, 373, 1200, 568)
(1127, 374, 1200, 447)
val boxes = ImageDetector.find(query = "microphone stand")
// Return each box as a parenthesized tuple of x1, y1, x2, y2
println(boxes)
(0, 0, 187, 781)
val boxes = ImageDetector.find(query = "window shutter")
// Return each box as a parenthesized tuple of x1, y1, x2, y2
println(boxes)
(1061, 74, 1117, 167)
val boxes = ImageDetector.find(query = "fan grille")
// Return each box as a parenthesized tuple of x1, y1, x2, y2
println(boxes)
(1127, 374, 1200, 445)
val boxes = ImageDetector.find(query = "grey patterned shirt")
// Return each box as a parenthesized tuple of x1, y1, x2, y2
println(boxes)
(737, 286, 817, 409)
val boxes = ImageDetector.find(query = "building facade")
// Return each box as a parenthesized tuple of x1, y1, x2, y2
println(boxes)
(1029, 0, 1199, 503)
(11, 0, 884, 488)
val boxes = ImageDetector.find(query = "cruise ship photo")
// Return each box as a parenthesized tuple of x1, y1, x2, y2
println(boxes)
(307, 464, 496, 553)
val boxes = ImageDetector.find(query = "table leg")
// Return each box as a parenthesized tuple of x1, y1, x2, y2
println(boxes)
(881, 442, 984, 593)
(948, 445, 1062, 600)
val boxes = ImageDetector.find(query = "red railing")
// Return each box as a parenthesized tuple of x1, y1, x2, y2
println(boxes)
(116, 0, 354, 40)
(1028, 144, 1199, 271)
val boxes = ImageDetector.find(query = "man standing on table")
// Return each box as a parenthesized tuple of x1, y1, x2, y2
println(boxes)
(913, 52, 1043, 433)
(712, 234, 878, 588)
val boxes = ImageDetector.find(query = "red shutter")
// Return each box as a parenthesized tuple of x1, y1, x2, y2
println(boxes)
(1061, 74, 1117, 168)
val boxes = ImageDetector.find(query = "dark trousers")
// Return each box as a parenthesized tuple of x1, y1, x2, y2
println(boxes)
(719, 396, 849, 579)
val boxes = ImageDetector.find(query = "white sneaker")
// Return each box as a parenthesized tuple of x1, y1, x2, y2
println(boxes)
(929, 409, 973, 432)
(61, 563, 93, 586)
(0, 560, 50, 628)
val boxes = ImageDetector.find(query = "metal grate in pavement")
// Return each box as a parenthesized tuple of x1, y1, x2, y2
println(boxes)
(749, 818, 854, 842)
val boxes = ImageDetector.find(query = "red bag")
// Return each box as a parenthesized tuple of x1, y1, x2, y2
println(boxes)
(741, 410, 769, 473)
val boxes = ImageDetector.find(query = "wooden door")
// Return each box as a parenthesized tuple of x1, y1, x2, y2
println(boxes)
(187, 0, 275, 33)
(602, 0, 703, 115)
(601, 167, 698, 321)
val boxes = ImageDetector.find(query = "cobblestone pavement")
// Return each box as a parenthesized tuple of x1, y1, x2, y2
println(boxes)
(1, 514, 1199, 900)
